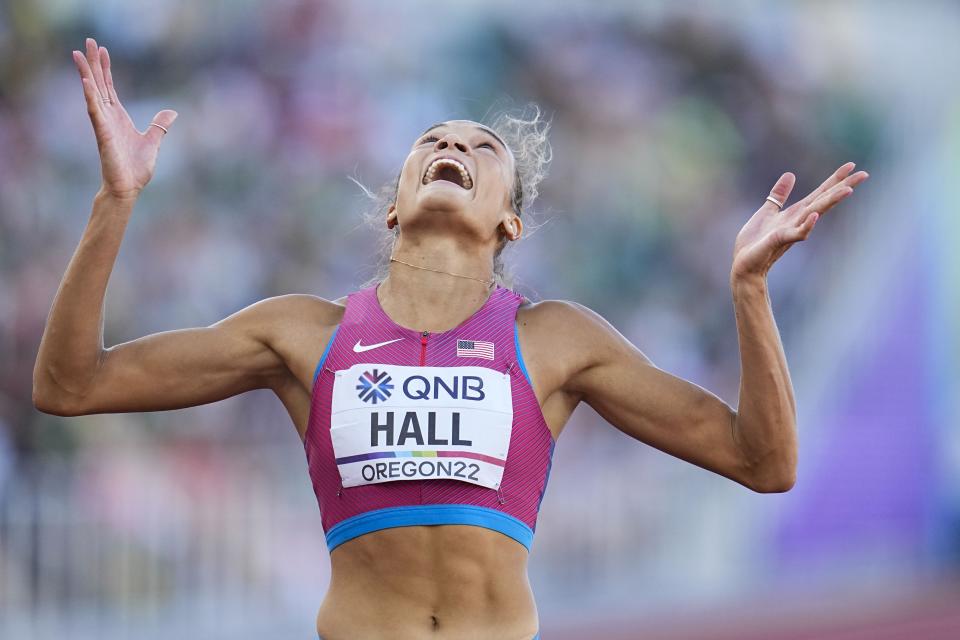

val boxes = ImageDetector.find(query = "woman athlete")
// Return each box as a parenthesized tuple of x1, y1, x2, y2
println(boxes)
(34, 38, 868, 640)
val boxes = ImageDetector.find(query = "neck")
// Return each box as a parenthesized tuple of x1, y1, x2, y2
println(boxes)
(378, 235, 497, 333)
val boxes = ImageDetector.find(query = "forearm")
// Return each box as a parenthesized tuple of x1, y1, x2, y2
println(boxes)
(34, 188, 136, 400)
(729, 273, 798, 491)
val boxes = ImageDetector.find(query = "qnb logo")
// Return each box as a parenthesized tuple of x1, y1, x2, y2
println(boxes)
(356, 369, 394, 404)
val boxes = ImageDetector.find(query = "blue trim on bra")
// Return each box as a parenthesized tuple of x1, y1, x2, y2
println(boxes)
(312, 325, 340, 385)
(325, 632, 539, 639)
(536, 439, 556, 513)
(326, 504, 534, 553)
(514, 321, 533, 387)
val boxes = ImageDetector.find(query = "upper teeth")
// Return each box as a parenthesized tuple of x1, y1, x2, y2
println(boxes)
(423, 158, 473, 189)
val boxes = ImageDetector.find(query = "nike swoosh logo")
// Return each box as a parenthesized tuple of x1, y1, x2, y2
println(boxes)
(353, 338, 405, 353)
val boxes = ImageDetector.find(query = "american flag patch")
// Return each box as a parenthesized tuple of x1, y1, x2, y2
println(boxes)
(456, 339, 495, 360)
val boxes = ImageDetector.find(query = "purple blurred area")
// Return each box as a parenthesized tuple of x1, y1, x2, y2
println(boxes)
(1, 1, 958, 638)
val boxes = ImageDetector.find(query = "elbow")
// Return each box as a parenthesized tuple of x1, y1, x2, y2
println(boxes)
(32, 381, 84, 417)
(736, 418, 798, 494)
(33, 358, 94, 416)
(749, 467, 796, 493)
(32, 390, 76, 416)
(33, 392, 60, 415)
(32, 376, 55, 414)
(752, 476, 796, 494)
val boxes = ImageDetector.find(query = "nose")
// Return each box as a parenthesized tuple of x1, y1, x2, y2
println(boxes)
(434, 133, 469, 154)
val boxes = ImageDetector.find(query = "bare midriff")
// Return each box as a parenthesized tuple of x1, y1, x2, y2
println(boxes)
(315, 524, 539, 640)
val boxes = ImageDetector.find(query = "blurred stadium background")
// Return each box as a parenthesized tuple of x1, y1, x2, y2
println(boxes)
(2, 0, 959, 638)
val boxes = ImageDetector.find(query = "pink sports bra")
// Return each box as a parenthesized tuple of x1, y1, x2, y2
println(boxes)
(302, 282, 556, 553)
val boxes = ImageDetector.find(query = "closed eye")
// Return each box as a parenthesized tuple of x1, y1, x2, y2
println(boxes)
(418, 134, 497, 152)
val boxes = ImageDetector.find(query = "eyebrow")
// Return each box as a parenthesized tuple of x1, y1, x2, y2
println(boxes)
(419, 122, 509, 155)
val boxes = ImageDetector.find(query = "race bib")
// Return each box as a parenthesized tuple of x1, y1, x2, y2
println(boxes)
(330, 364, 513, 490)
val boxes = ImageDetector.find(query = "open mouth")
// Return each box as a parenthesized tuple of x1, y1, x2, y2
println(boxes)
(422, 157, 473, 190)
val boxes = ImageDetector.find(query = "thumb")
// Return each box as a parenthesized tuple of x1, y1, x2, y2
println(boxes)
(145, 109, 178, 145)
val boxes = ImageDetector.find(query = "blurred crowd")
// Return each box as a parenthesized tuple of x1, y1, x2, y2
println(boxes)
(1, 1, 956, 638)
(0, 2, 877, 455)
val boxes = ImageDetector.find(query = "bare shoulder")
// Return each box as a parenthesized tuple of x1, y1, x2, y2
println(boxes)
(237, 293, 348, 390)
(228, 293, 345, 339)
(262, 292, 347, 317)
(256, 292, 347, 346)
(516, 297, 609, 330)
(239, 293, 348, 438)
(256, 292, 346, 324)
(516, 297, 650, 397)
(516, 298, 607, 394)
(514, 298, 631, 437)
(516, 297, 614, 353)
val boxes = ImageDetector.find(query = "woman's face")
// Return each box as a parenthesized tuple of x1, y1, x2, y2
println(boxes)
(389, 119, 521, 247)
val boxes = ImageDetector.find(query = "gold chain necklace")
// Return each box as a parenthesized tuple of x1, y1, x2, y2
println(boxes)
(389, 256, 495, 288)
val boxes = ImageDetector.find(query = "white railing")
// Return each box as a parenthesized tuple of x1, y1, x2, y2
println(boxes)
(0, 443, 331, 639)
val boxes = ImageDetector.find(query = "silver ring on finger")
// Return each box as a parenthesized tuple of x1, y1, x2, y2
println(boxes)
(101, 97, 112, 103)
(765, 195, 784, 210)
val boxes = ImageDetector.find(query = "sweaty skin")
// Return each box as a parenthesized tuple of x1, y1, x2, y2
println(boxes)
(37, 36, 869, 640)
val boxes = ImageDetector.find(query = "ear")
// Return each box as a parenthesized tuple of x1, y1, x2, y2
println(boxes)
(386, 203, 398, 229)
(501, 214, 523, 241)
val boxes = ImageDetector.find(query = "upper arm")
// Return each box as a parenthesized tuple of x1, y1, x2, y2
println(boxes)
(552, 300, 755, 490)
(50, 295, 298, 416)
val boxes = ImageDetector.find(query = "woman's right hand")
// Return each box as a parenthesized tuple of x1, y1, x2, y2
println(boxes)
(72, 37, 178, 200)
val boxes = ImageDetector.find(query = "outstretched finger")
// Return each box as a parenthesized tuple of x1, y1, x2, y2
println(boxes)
(73, 52, 108, 129)
(843, 170, 870, 190)
(79, 76, 111, 139)
(84, 38, 109, 103)
(764, 172, 796, 212)
(72, 49, 97, 90)
(144, 109, 179, 145)
(100, 46, 120, 104)
(799, 162, 855, 207)
(806, 183, 853, 217)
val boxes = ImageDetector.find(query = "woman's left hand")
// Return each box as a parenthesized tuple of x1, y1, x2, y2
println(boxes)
(731, 162, 869, 281)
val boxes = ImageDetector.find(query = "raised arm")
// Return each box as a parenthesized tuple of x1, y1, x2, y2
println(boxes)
(553, 300, 759, 490)
(557, 163, 868, 493)
(35, 294, 294, 417)
(33, 38, 286, 416)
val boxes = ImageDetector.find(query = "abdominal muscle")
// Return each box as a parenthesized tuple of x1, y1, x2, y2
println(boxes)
(316, 524, 540, 640)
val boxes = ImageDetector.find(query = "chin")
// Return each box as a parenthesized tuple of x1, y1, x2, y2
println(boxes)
(416, 187, 473, 213)
(404, 200, 487, 238)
